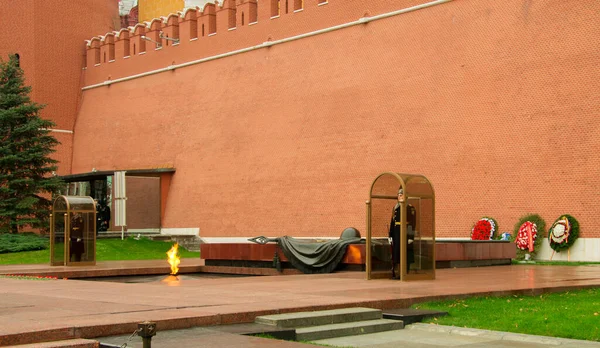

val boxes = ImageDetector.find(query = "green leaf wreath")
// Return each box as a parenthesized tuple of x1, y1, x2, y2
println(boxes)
(511, 214, 546, 260)
(548, 214, 579, 252)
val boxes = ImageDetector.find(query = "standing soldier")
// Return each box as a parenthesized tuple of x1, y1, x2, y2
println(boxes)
(389, 188, 416, 279)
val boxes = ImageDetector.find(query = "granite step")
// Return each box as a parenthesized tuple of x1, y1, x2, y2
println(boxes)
(13, 339, 99, 348)
(211, 322, 296, 341)
(382, 308, 448, 325)
(255, 307, 382, 328)
(295, 318, 404, 341)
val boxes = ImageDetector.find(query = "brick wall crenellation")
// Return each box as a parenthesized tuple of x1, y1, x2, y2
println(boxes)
(83, 0, 434, 86)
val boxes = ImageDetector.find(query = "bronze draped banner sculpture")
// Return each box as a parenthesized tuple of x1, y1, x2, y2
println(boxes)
(248, 228, 362, 274)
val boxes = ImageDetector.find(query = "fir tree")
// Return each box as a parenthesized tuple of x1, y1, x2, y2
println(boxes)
(0, 54, 63, 233)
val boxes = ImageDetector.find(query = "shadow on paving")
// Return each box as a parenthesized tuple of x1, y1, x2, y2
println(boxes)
(98, 323, 600, 348)
(97, 325, 310, 348)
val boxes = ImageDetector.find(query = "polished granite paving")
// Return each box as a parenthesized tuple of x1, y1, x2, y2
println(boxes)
(0, 262, 599, 346)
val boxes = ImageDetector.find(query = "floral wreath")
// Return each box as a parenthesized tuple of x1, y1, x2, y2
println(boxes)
(471, 217, 497, 240)
(512, 214, 545, 260)
(548, 214, 579, 252)
(515, 221, 537, 252)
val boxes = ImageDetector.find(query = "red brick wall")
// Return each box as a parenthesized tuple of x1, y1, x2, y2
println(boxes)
(0, 0, 118, 175)
(0, 1, 35, 90)
(72, 0, 600, 239)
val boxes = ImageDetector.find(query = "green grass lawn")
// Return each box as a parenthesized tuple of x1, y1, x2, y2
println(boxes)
(414, 288, 600, 341)
(0, 237, 199, 265)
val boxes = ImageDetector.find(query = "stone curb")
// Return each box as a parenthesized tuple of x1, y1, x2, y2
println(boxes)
(407, 323, 600, 346)
(14, 338, 99, 348)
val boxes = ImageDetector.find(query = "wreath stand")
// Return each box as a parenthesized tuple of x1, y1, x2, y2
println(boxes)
(549, 249, 570, 261)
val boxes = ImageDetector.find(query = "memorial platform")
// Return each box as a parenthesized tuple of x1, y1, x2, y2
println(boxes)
(200, 239, 516, 273)
(0, 240, 515, 280)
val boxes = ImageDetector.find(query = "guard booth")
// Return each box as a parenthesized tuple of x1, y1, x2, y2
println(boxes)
(366, 172, 435, 281)
(50, 196, 97, 266)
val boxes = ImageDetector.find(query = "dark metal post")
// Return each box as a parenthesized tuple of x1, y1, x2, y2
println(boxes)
(137, 321, 156, 348)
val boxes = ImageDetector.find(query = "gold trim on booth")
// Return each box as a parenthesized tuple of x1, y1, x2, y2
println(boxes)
(49, 196, 97, 267)
(366, 172, 436, 281)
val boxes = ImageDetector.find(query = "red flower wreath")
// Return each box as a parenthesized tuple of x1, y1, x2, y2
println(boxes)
(515, 221, 537, 252)
(471, 218, 495, 240)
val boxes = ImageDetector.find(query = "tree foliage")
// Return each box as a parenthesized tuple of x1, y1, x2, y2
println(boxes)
(0, 55, 63, 233)
(0, 232, 48, 253)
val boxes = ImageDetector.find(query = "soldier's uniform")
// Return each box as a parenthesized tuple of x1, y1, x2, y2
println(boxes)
(389, 203, 416, 278)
